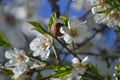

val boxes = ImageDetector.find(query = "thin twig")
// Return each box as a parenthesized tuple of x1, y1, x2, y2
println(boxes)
(75, 26, 106, 49)
(77, 52, 120, 59)
(43, 30, 81, 61)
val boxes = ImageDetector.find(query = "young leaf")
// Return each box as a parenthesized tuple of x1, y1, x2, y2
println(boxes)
(0, 32, 11, 47)
(117, 58, 120, 72)
(1, 68, 14, 76)
(87, 64, 104, 80)
(48, 13, 57, 31)
(60, 12, 68, 26)
(28, 21, 46, 34)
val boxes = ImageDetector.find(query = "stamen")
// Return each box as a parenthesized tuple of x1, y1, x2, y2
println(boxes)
(17, 55, 25, 63)
(70, 28, 78, 37)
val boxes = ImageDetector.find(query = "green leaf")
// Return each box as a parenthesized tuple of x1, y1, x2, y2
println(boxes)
(0, 32, 11, 47)
(117, 58, 120, 72)
(116, 34, 120, 39)
(48, 13, 57, 31)
(60, 12, 68, 26)
(1, 68, 14, 76)
(52, 70, 70, 79)
(50, 63, 71, 79)
(87, 64, 104, 80)
(28, 21, 46, 34)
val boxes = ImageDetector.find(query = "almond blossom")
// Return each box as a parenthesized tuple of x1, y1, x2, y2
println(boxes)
(71, 56, 89, 76)
(5, 48, 29, 79)
(60, 18, 90, 44)
(30, 34, 51, 60)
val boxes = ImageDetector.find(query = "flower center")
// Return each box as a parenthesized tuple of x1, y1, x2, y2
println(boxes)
(17, 55, 25, 63)
(98, 2, 106, 8)
(76, 64, 85, 70)
(42, 34, 52, 45)
(70, 28, 78, 37)
(41, 43, 48, 50)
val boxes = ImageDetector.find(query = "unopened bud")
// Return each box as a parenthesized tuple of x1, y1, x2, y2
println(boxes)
(50, 23, 63, 37)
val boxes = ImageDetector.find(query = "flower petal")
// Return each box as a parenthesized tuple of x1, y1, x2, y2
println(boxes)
(12, 63, 27, 79)
(73, 68, 86, 75)
(63, 34, 72, 43)
(60, 27, 70, 34)
(5, 50, 16, 59)
(72, 57, 80, 67)
(40, 49, 50, 60)
(33, 50, 41, 56)
(30, 38, 42, 51)
(82, 56, 89, 66)
(13, 63, 27, 74)
(14, 48, 21, 55)
(5, 59, 17, 66)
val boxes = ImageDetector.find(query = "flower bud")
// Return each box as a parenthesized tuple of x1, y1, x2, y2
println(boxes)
(50, 23, 63, 37)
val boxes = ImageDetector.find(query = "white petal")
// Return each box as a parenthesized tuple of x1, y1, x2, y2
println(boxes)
(23, 54, 29, 62)
(63, 34, 72, 43)
(72, 57, 80, 64)
(33, 50, 41, 56)
(69, 18, 81, 28)
(74, 68, 86, 75)
(30, 38, 42, 51)
(14, 48, 21, 55)
(13, 63, 27, 74)
(5, 59, 17, 66)
(5, 50, 16, 59)
(12, 63, 27, 79)
(40, 49, 50, 60)
(92, 6, 105, 14)
(60, 27, 70, 34)
(82, 56, 89, 66)
(72, 57, 80, 67)
(19, 50, 25, 55)
(79, 68, 86, 75)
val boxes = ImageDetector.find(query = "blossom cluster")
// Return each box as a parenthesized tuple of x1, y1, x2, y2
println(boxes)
(87, 0, 120, 27)
(3, 17, 93, 79)
(1, 0, 120, 79)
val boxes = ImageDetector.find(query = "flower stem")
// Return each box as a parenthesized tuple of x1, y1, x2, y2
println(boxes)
(42, 29, 81, 61)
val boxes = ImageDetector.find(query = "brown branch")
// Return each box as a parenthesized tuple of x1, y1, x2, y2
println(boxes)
(75, 26, 106, 49)
(48, 0, 60, 18)
(77, 52, 120, 59)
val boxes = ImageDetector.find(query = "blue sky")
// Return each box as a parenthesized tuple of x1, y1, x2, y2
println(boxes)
(38, 0, 86, 19)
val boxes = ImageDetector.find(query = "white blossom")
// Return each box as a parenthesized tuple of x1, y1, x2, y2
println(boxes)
(5, 48, 29, 79)
(60, 18, 90, 44)
(30, 34, 51, 60)
(71, 56, 89, 76)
